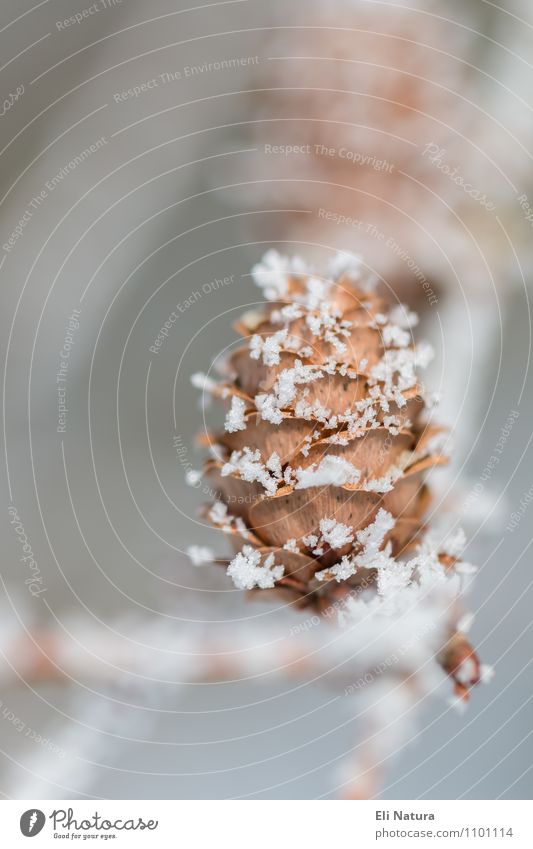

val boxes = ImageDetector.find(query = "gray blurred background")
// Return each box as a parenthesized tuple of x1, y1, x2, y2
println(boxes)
(0, 0, 532, 799)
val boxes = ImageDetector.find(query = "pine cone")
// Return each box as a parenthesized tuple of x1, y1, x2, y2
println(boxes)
(189, 249, 482, 699)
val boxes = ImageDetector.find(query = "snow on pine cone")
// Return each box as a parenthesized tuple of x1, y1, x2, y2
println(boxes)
(188, 250, 485, 701)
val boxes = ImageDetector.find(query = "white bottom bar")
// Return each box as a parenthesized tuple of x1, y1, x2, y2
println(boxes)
(1, 800, 531, 847)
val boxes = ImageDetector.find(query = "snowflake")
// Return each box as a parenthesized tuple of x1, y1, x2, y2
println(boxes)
(382, 324, 410, 348)
(224, 396, 247, 432)
(221, 447, 282, 496)
(316, 509, 395, 582)
(294, 456, 361, 489)
(388, 303, 419, 329)
(250, 329, 288, 366)
(227, 546, 284, 589)
(251, 249, 306, 300)
(187, 545, 215, 566)
(185, 469, 202, 486)
(255, 360, 323, 423)
(190, 372, 217, 393)
(440, 528, 467, 558)
(319, 518, 355, 549)
(328, 251, 377, 292)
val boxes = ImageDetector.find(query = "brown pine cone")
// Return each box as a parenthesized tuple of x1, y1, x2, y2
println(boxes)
(189, 250, 483, 700)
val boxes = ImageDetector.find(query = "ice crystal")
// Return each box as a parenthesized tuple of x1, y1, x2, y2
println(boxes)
(186, 545, 215, 566)
(251, 249, 306, 300)
(294, 456, 361, 489)
(224, 396, 247, 432)
(227, 546, 284, 589)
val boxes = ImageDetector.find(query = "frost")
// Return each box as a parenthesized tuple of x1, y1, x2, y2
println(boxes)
(224, 396, 247, 433)
(425, 431, 450, 456)
(221, 447, 282, 496)
(382, 324, 410, 348)
(370, 345, 433, 393)
(455, 561, 477, 575)
(187, 545, 215, 566)
(383, 415, 402, 435)
(275, 303, 304, 322)
(251, 249, 306, 300)
(319, 518, 354, 549)
(303, 519, 355, 557)
(302, 533, 319, 549)
(191, 371, 217, 393)
(209, 501, 228, 524)
(300, 277, 331, 310)
(227, 545, 284, 589)
(185, 469, 202, 486)
(295, 456, 361, 489)
(376, 559, 413, 596)
(317, 509, 395, 582)
(254, 392, 284, 425)
(388, 303, 419, 329)
(208, 501, 251, 539)
(440, 528, 466, 558)
(327, 250, 373, 287)
(250, 329, 288, 366)
(255, 360, 323, 422)
(356, 509, 396, 566)
(363, 465, 403, 493)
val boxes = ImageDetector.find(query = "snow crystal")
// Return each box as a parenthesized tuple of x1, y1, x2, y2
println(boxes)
(376, 559, 413, 596)
(255, 360, 323, 423)
(208, 501, 251, 539)
(224, 396, 247, 433)
(455, 561, 477, 576)
(191, 372, 217, 393)
(187, 545, 215, 566)
(301, 277, 331, 311)
(266, 451, 282, 477)
(383, 415, 402, 435)
(440, 528, 466, 559)
(328, 250, 367, 284)
(249, 329, 288, 366)
(221, 447, 281, 496)
(251, 249, 306, 300)
(316, 555, 357, 582)
(254, 392, 284, 425)
(294, 456, 361, 489)
(363, 464, 404, 494)
(319, 518, 354, 549)
(318, 509, 397, 582)
(388, 303, 419, 329)
(185, 469, 202, 486)
(209, 501, 228, 523)
(382, 324, 410, 348)
(227, 545, 284, 589)
(359, 509, 394, 551)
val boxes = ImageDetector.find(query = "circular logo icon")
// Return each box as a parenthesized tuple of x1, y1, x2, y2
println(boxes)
(20, 809, 46, 837)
